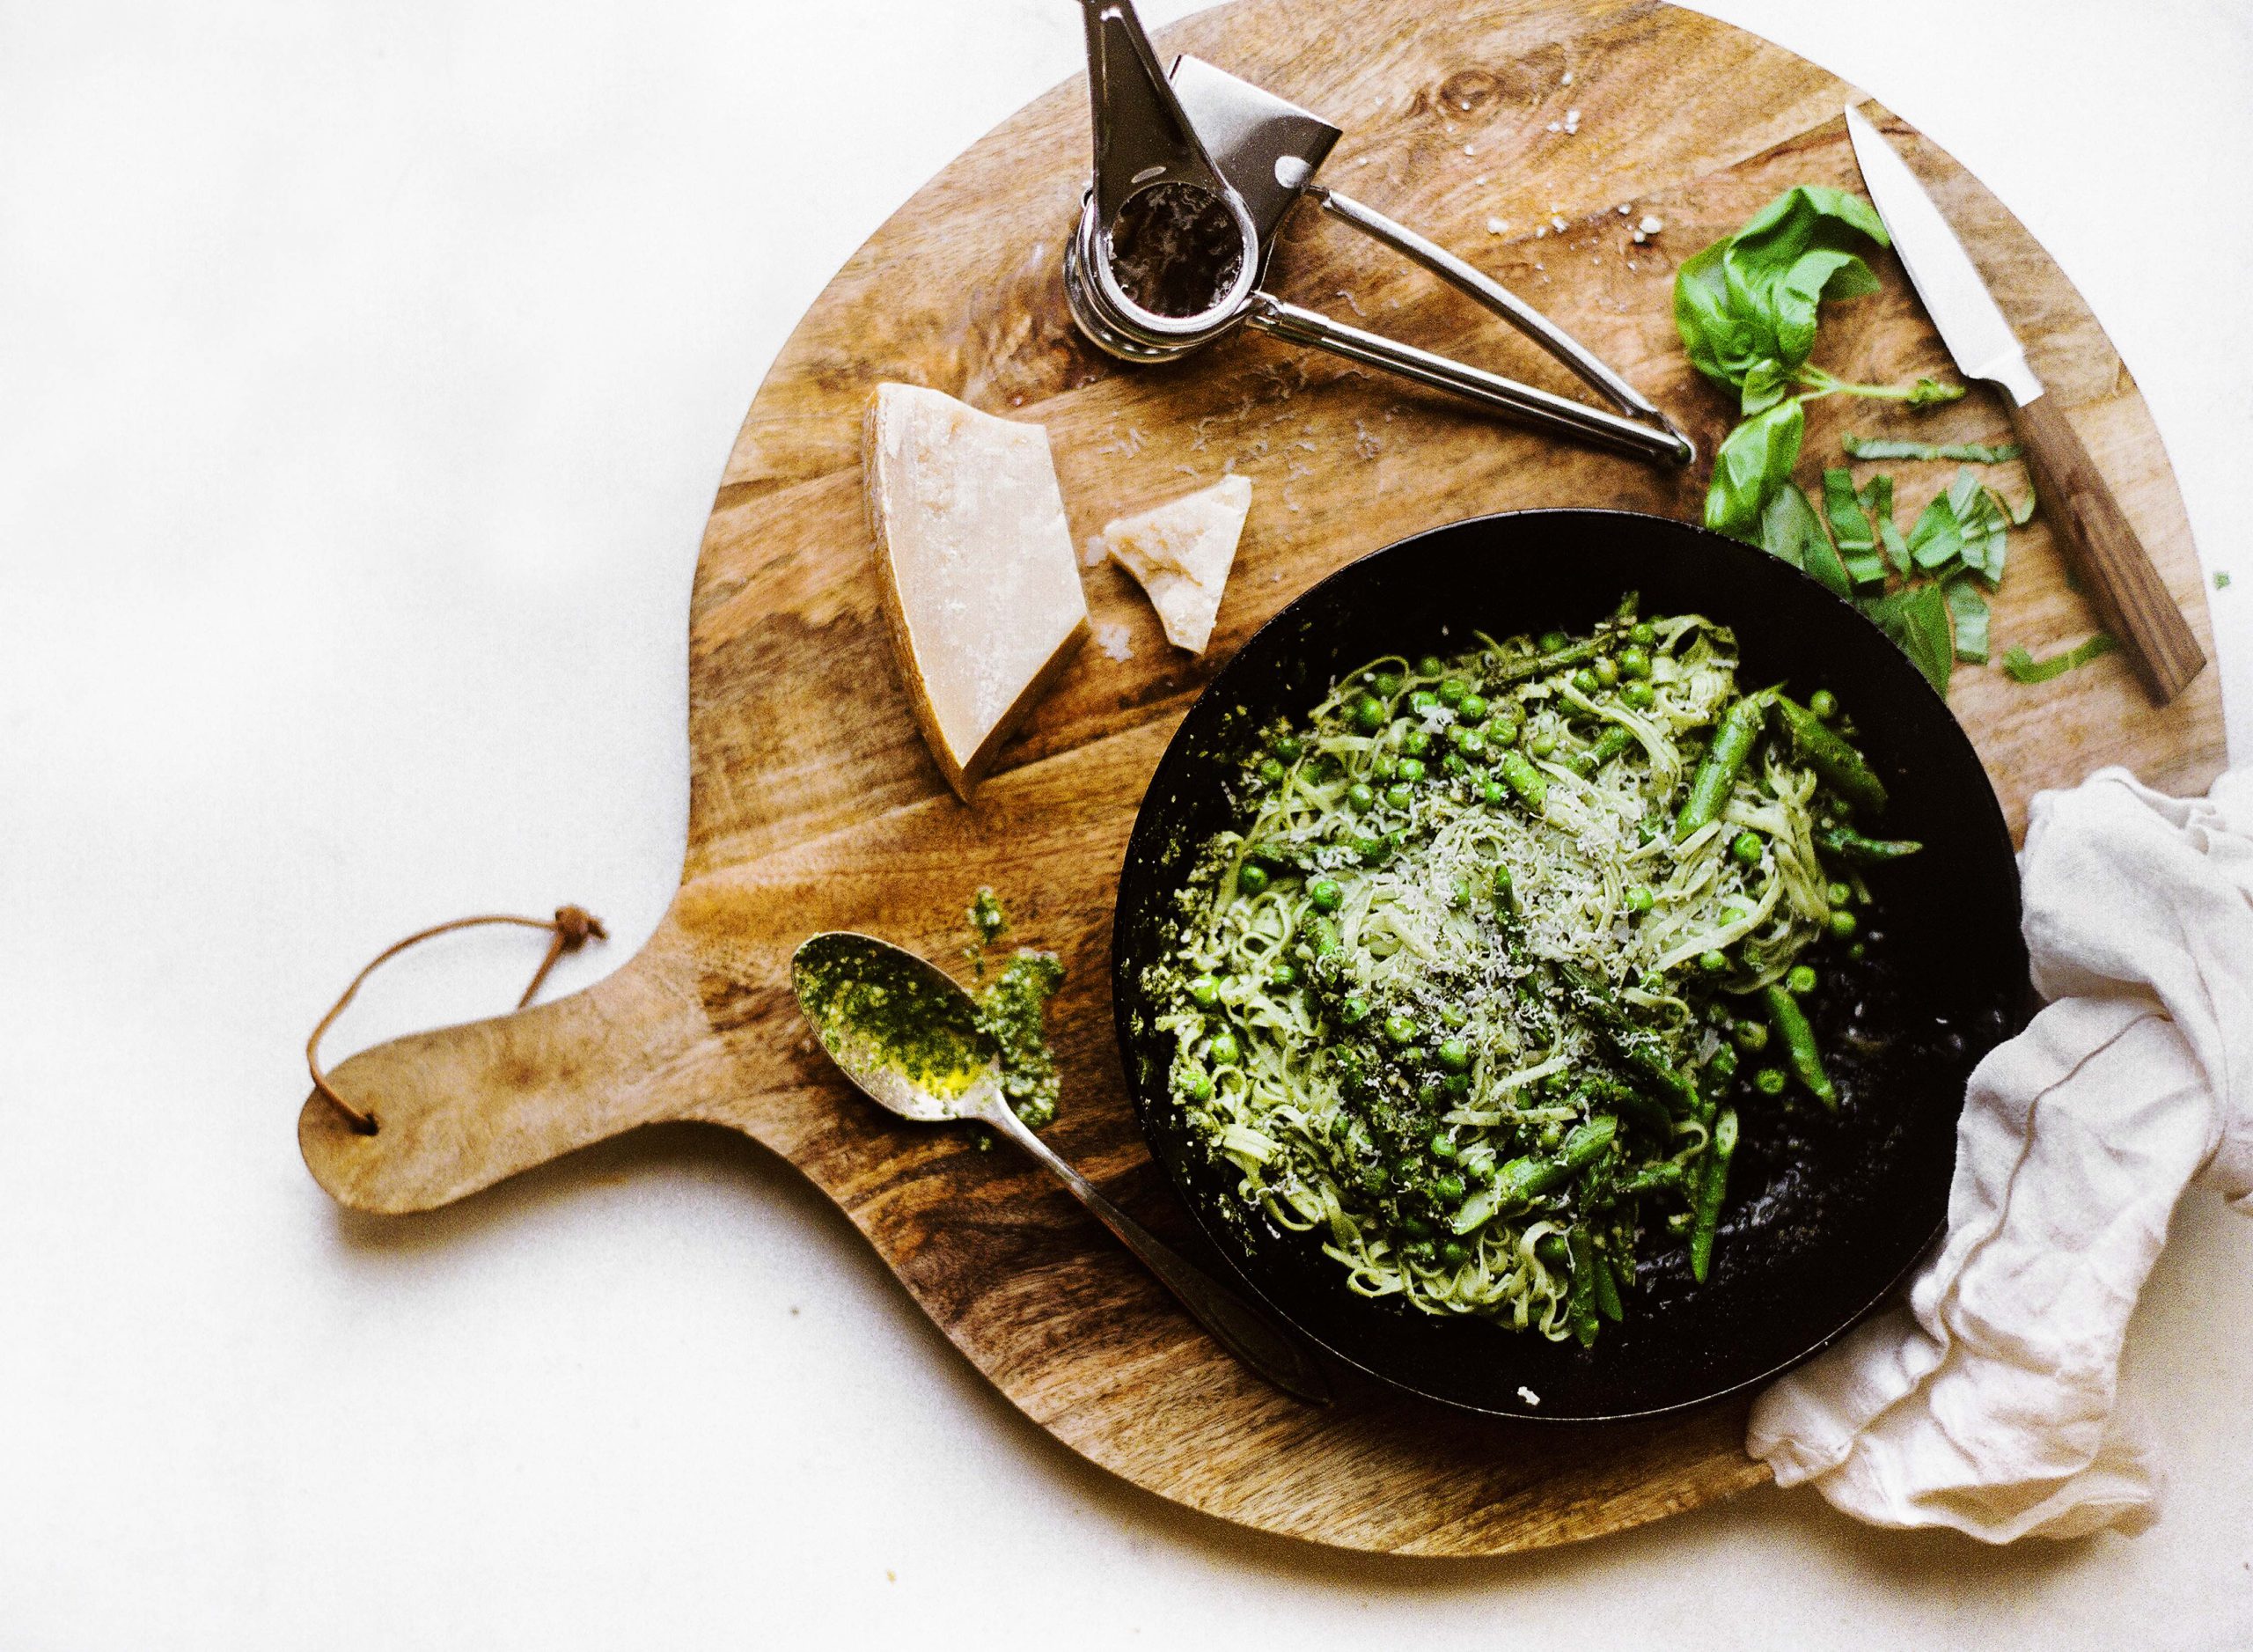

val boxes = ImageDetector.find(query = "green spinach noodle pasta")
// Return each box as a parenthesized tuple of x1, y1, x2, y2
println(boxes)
(1143, 593, 1919, 1347)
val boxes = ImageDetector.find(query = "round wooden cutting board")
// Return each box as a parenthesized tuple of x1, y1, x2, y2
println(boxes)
(300, 0, 2223, 1555)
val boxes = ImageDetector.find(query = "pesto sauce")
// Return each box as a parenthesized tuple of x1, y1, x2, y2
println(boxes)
(796, 943, 989, 1100)
(974, 949, 1065, 1128)
(800, 892, 1067, 1130)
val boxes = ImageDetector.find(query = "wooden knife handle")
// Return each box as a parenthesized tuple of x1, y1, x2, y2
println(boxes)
(2008, 393, 2205, 703)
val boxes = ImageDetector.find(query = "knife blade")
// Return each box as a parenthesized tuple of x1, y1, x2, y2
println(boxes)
(1844, 104, 2205, 703)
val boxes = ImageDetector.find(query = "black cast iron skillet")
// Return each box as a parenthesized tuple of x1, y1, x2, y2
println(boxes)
(1111, 510, 2027, 1421)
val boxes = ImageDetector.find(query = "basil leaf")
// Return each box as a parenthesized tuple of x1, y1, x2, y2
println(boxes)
(1675, 242, 1763, 392)
(2005, 486, 2037, 527)
(1944, 577, 1991, 664)
(1763, 481, 1852, 598)
(2001, 633, 2117, 684)
(1855, 474, 1911, 574)
(1841, 434, 2024, 463)
(1705, 398, 1806, 540)
(1823, 466, 1875, 555)
(1861, 584, 1955, 693)
(1948, 467, 2011, 584)
(1740, 359, 1791, 415)
(1907, 485, 1965, 571)
(1844, 554, 1890, 589)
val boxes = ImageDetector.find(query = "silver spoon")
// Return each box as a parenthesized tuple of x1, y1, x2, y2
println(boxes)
(790, 930, 1332, 1406)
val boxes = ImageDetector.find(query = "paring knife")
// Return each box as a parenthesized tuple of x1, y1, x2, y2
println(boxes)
(1844, 104, 2205, 704)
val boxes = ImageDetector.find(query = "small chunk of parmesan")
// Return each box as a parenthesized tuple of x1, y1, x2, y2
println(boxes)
(1097, 474, 1253, 655)
(862, 382, 1089, 801)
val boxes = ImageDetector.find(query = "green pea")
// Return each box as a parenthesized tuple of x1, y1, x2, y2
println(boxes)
(1731, 831, 1764, 867)
(1399, 726, 1432, 757)
(1371, 753, 1398, 782)
(1699, 949, 1730, 974)
(1384, 1014, 1417, 1045)
(1440, 1239, 1471, 1267)
(1310, 878, 1342, 913)
(1207, 1031, 1240, 1065)
(1383, 782, 1413, 809)
(1488, 718, 1519, 747)
(1480, 780, 1506, 807)
(1829, 909, 1859, 938)
(1539, 630, 1569, 653)
(1442, 753, 1468, 778)
(1624, 885, 1654, 914)
(1572, 667, 1602, 695)
(1350, 694, 1384, 731)
(1352, 835, 1386, 863)
(1594, 656, 1619, 687)
(1328, 1112, 1353, 1142)
(1490, 864, 1514, 900)
(1415, 654, 1444, 678)
(1347, 782, 1376, 812)
(1407, 690, 1440, 717)
(1257, 756, 1285, 785)
(1721, 905, 1747, 924)
(1457, 694, 1488, 723)
(1630, 621, 1656, 647)
(1370, 671, 1403, 699)
(1439, 1003, 1467, 1029)
(1438, 1039, 1470, 1073)
(1787, 964, 1818, 995)
(1430, 1132, 1459, 1161)
(1529, 732, 1556, 759)
(1733, 1018, 1770, 1052)
(1849, 941, 1868, 962)
(1396, 757, 1427, 783)
(1753, 1066, 1787, 1097)
(1443, 1072, 1471, 1098)
(1272, 734, 1303, 763)
(1809, 688, 1839, 721)
(1268, 961, 1297, 988)
(1617, 645, 1650, 679)
(1237, 863, 1269, 895)
(1188, 974, 1221, 1009)
(1438, 678, 1467, 706)
(1340, 995, 1369, 1025)
(1361, 1164, 1388, 1193)
(1708, 1044, 1739, 1080)
(1417, 1082, 1443, 1111)
(1398, 1209, 1432, 1238)
(1434, 1172, 1466, 1203)
(1621, 680, 1655, 711)
(1826, 881, 1853, 907)
(1181, 1067, 1212, 1104)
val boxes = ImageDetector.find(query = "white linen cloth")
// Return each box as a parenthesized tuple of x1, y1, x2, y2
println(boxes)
(1747, 766, 2253, 1541)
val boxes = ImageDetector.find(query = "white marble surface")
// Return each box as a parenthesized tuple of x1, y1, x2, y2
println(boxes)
(4, 0, 2251, 1645)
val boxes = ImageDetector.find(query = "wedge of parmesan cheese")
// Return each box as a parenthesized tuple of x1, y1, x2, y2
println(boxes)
(1099, 474, 1251, 654)
(862, 382, 1090, 801)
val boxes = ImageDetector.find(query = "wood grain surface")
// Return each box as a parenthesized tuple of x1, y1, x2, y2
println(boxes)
(299, 0, 2223, 1556)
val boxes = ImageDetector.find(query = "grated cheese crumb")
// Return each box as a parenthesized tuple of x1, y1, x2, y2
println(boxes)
(1092, 620, 1134, 661)
(1081, 535, 1107, 568)
(1486, 217, 1508, 235)
(1518, 1385, 1541, 1406)
(1638, 214, 1664, 235)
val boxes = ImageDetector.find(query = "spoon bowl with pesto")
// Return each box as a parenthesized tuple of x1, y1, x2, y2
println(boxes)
(790, 931, 1332, 1406)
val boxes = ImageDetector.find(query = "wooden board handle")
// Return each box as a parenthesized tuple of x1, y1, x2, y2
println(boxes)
(2010, 393, 2205, 702)
(297, 923, 714, 1215)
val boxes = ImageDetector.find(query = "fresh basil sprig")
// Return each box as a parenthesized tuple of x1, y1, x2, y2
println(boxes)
(1676, 187, 1966, 537)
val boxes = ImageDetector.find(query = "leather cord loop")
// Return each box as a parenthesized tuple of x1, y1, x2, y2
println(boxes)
(306, 906, 606, 1135)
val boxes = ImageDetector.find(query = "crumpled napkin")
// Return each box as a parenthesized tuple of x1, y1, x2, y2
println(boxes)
(1747, 766, 2253, 1541)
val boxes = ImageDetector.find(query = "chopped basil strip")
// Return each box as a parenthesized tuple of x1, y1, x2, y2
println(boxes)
(2001, 634, 2118, 684)
(1841, 435, 2024, 463)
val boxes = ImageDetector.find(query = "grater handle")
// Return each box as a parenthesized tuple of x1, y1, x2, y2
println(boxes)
(1312, 186, 1686, 442)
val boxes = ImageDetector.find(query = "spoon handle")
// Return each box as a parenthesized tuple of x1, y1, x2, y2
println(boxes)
(981, 1102, 1332, 1406)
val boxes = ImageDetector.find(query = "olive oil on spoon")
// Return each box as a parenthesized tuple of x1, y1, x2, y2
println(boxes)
(791, 931, 1332, 1406)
